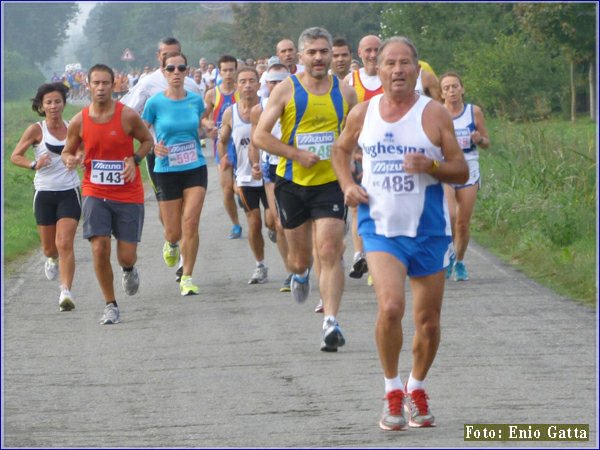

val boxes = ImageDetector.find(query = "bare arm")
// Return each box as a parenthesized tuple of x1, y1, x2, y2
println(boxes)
(423, 70, 442, 102)
(253, 79, 319, 169)
(10, 123, 49, 170)
(249, 103, 263, 180)
(471, 105, 490, 149)
(331, 102, 370, 207)
(61, 113, 84, 170)
(201, 88, 216, 138)
(406, 102, 468, 184)
(217, 106, 233, 171)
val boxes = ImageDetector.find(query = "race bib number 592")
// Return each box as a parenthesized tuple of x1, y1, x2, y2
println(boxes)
(90, 160, 124, 185)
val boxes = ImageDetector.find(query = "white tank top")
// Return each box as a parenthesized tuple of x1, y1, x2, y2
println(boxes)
(231, 104, 262, 187)
(259, 97, 281, 166)
(414, 70, 425, 96)
(33, 120, 80, 191)
(357, 94, 450, 238)
(452, 103, 479, 162)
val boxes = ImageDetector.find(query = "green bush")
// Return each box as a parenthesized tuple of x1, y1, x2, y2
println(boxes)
(3, 51, 46, 101)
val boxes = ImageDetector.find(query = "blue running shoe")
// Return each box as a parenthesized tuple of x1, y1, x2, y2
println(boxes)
(454, 261, 469, 281)
(229, 224, 242, 239)
(445, 253, 456, 279)
(291, 269, 311, 303)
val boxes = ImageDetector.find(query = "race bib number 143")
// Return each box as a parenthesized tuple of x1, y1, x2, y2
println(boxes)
(90, 160, 124, 185)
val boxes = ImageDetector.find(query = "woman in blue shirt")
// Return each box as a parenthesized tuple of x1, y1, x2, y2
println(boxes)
(142, 52, 208, 296)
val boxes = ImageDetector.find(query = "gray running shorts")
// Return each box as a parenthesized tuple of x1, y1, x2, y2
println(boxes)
(82, 196, 144, 242)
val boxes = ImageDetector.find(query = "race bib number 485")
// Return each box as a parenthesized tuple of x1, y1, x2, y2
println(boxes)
(90, 160, 124, 185)
(296, 132, 335, 160)
(370, 159, 419, 195)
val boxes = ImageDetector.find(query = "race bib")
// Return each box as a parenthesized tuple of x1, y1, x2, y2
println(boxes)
(369, 159, 419, 195)
(90, 160, 124, 185)
(296, 132, 335, 160)
(168, 141, 198, 167)
(455, 128, 472, 149)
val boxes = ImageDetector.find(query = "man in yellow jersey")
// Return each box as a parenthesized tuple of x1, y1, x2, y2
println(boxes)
(255, 27, 357, 352)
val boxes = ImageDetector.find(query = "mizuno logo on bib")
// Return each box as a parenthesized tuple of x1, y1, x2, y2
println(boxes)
(296, 132, 335, 160)
(369, 159, 419, 194)
(91, 160, 124, 185)
(167, 141, 198, 167)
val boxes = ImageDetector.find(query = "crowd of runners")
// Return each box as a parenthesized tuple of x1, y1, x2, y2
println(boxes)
(12, 28, 489, 432)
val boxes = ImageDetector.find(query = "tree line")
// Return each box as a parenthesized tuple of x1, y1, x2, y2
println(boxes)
(4, 2, 596, 121)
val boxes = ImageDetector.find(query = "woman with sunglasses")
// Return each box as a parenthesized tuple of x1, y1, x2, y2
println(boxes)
(142, 52, 208, 296)
(10, 82, 82, 311)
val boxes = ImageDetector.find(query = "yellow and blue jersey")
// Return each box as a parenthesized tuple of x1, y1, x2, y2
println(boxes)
(278, 75, 348, 187)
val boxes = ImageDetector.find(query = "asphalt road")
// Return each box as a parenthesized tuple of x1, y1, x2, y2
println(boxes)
(2, 160, 597, 448)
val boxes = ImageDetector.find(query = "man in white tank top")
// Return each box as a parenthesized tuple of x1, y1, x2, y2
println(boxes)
(218, 68, 269, 285)
(332, 36, 468, 432)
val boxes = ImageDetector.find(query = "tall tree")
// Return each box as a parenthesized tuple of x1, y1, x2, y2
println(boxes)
(515, 3, 597, 121)
(231, 3, 381, 59)
(380, 3, 517, 74)
(4, 3, 79, 64)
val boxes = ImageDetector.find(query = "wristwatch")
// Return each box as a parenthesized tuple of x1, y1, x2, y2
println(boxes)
(30, 161, 37, 170)
(133, 154, 143, 166)
(429, 159, 440, 174)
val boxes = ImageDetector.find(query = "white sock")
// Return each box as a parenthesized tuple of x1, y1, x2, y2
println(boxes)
(353, 251, 362, 260)
(298, 268, 309, 278)
(406, 372, 425, 393)
(256, 260, 265, 267)
(323, 315, 336, 328)
(169, 242, 179, 248)
(384, 376, 404, 394)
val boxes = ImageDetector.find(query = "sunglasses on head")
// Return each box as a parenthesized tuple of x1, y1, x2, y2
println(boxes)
(165, 64, 187, 73)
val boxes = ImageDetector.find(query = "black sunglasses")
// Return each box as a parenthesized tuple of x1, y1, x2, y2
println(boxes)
(165, 64, 188, 73)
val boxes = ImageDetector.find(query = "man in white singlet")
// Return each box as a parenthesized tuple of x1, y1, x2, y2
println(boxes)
(332, 36, 468, 432)
(218, 68, 267, 284)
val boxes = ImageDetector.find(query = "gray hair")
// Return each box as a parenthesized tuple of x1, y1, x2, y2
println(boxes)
(298, 27, 333, 52)
(377, 36, 419, 65)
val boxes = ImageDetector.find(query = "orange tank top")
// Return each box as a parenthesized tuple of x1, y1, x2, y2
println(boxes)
(82, 101, 144, 203)
(352, 69, 383, 103)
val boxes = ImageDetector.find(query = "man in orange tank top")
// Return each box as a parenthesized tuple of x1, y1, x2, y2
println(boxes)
(62, 64, 154, 325)
(343, 34, 384, 283)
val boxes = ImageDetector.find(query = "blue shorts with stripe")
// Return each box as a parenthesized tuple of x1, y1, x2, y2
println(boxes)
(362, 233, 452, 277)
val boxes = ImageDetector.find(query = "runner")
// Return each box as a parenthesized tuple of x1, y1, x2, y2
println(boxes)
(440, 71, 490, 281)
(219, 67, 269, 284)
(120, 37, 203, 282)
(10, 82, 81, 312)
(332, 36, 468, 430)
(141, 52, 208, 296)
(202, 55, 243, 240)
(330, 37, 353, 80)
(255, 27, 358, 352)
(344, 34, 384, 283)
(275, 38, 305, 75)
(415, 61, 442, 101)
(250, 62, 294, 292)
(62, 64, 154, 325)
